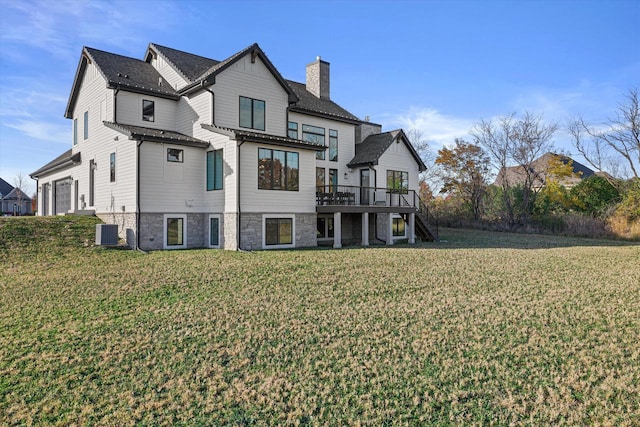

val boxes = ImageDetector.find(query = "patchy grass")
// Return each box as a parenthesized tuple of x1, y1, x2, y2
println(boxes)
(1, 217, 639, 425)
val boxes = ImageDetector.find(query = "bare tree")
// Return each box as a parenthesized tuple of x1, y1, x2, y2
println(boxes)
(471, 112, 558, 224)
(13, 172, 32, 216)
(568, 88, 640, 180)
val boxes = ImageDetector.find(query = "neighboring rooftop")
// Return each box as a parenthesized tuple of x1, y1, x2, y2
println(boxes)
(494, 152, 595, 188)
(0, 177, 14, 197)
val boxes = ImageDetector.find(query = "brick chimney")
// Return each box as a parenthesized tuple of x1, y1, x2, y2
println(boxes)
(306, 56, 330, 99)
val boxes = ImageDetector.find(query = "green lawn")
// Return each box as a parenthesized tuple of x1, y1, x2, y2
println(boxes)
(1, 217, 639, 425)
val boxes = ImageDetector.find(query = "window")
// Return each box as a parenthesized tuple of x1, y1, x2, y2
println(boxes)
(302, 125, 325, 160)
(167, 148, 183, 163)
(317, 216, 335, 239)
(83, 111, 89, 140)
(239, 96, 265, 130)
(316, 167, 325, 191)
(142, 99, 155, 122)
(264, 216, 294, 248)
(393, 217, 406, 237)
(164, 214, 187, 249)
(209, 215, 221, 248)
(258, 148, 299, 191)
(387, 170, 409, 193)
(329, 169, 338, 193)
(73, 118, 78, 145)
(206, 149, 223, 190)
(110, 152, 116, 182)
(288, 121, 298, 139)
(329, 129, 338, 161)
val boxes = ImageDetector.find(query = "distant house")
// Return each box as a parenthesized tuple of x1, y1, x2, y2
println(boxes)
(0, 178, 32, 216)
(30, 42, 436, 250)
(494, 152, 595, 190)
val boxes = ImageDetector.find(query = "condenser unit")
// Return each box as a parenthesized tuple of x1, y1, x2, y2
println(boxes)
(96, 224, 118, 246)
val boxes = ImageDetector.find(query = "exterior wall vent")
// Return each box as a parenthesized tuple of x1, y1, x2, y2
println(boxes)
(96, 224, 118, 246)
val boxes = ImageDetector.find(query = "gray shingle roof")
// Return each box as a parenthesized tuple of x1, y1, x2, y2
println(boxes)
(347, 130, 426, 171)
(202, 123, 325, 151)
(494, 152, 595, 188)
(0, 177, 14, 197)
(86, 47, 179, 98)
(30, 149, 81, 178)
(2, 187, 31, 201)
(103, 122, 209, 147)
(150, 43, 219, 82)
(286, 80, 360, 123)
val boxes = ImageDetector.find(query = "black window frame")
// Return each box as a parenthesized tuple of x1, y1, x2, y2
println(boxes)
(73, 118, 78, 145)
(265, 217, 293, 246)
(288, 121, 298, 139)
(239, 96, 265, 131)
(258, 147, 299, 191)
(83, 111, 89, 140)
(206, 149, 223, 191)
(142, 99, 155, 122)
(302, 124, 326, 160)
(392, 217, 406, 237)
(167, 148, 184, 163)
(387, 170, 409, 193)
(110, 152, 116, 183)
(316, 167, 325, 191)
(329, 129, 338, 162)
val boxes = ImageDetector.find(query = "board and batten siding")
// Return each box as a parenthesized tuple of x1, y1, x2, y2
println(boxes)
(377, 139, 421, 192)
(239, 141, 316, 214)
(64, 61, 137, 215)
(149, 54, 189, 91)
(212, 55, 289, 136)
(116, 92, 178, 131)
(288, 112, 357, 188)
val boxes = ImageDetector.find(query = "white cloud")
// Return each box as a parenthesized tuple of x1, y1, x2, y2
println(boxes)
(4, 120, 70, 144)
(385, 108, 474, 150)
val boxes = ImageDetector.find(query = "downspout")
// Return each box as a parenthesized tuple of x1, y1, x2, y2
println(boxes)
(202, 88, 215, 125)
(136, 139, 144, 251)
(236, 138, 245, 251)
(113, 86, 120, 123)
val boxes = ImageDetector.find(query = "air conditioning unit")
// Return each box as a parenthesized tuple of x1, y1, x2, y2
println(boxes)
(96, 224, 118, 246)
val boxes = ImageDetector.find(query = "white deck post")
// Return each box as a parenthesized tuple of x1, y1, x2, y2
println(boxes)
(362, 212, 369, 246)
(333, 212, 342, 248)
(408, 212, 415, 244)
(386, 212, 394, 245)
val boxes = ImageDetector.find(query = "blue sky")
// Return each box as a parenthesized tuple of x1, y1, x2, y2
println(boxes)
(1, 0, 638, 192)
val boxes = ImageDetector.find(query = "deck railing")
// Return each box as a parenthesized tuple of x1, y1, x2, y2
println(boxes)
(316, 185, 418, 208)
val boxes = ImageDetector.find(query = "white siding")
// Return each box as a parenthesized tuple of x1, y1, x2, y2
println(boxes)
(116, 92, 177, 130)
(288, 112, 357, 188)
(239, 141, 316, 214)
(377, 138, 421, 192)
(213, 55, 289, 135)
(177, 90, 211, 138)
(150, 54, 189, 91)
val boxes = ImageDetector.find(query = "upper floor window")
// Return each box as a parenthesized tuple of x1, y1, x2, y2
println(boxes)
(206, 149, 223, 191)
(73, 118, 78, 145)
(288, 121, 298, 139)
(83, 111, 89, 140)
(316, 167, 325, 191)
(142, 99, 155, 122)
(167, 148, 183, 163)
(239, 96, 265, 131)
(302, 124, 325, 160)
(258, 147, 299, 191)
(329, 129, 338, 162)
(387, 170, 408, 193)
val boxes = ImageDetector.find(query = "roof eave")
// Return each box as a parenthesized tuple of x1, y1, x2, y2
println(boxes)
(31, 152, 81, 179)
(288, 106, 362, 125)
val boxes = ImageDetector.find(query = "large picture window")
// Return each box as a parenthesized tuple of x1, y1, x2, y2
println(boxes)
(302, 125, 325, 160)
(387, 170, 409, 193)
(329, 129, 338, 162)
(206, 149, 223, 190)
(239, 96, 265, 131)
(258, 148, 299, 191)
(264, 217, 293, 247)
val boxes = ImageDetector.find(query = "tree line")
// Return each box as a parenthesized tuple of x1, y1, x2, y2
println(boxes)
(417, 88, 640, 239)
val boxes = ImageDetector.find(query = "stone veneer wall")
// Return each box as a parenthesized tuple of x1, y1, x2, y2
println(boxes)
(238, 213, 317, 251)
(223, 213, 238, 250)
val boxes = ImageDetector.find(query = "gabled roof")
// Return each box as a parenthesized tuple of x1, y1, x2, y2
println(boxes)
(2, 187, 31, 201)
(147, 43, 220, 83)
(494, 152, 595, 188)
(286, 80, 361, 124)
(179, 43, 298, 104)
(347, 129, 427, 171)
(104, 122, 209, 148)
(202, 123, 325, 151)
(65, 47, 180, 118)
(0, 177, 14, 197)
(30, 149, 82, 179)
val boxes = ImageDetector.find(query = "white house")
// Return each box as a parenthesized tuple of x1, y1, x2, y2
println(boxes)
(31, 42, 436, 250)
